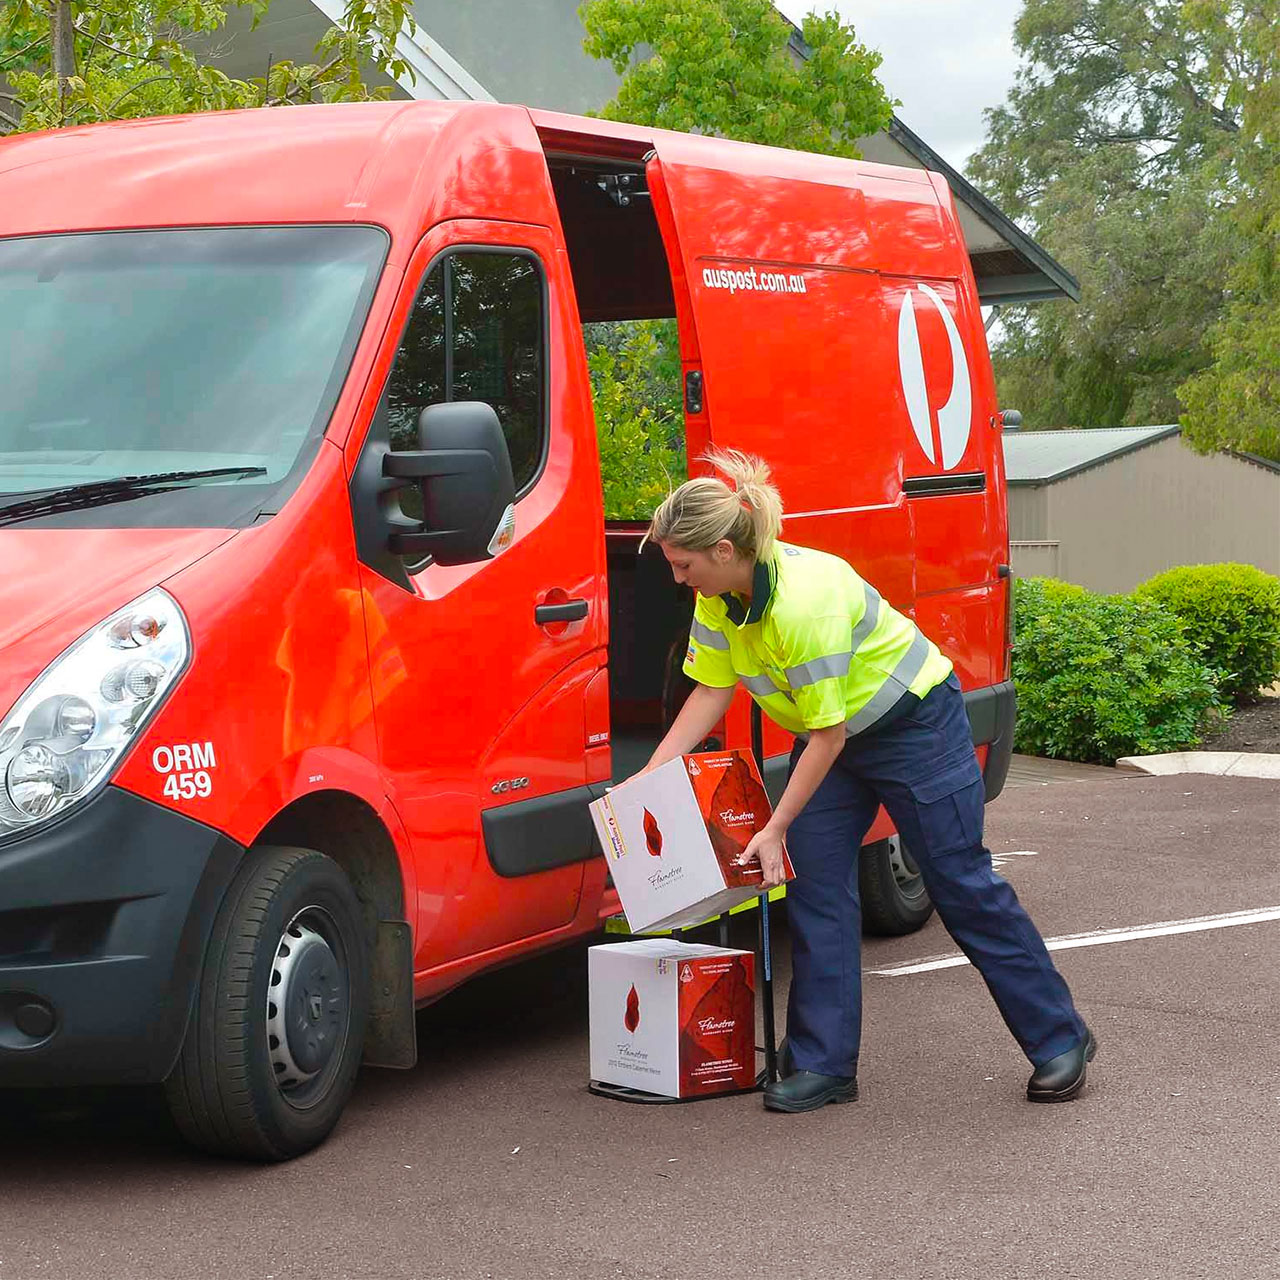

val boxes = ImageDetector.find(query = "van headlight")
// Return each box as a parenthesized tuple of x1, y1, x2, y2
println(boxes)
(0, 588, 189, 838)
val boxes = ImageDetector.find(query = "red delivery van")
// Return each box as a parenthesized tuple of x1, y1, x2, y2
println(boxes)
(0, 101, 1017, 1159)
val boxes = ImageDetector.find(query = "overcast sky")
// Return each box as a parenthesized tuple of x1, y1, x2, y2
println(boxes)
(773, 0, 1027, 174)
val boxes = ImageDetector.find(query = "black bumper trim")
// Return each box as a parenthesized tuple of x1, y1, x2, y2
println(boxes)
(483, 782, 609, 877)
(965, 679, 1017, 802)
(0, 787, 243, 1087)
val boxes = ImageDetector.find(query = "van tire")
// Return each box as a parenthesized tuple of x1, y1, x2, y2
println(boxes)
(859, 836, 935, 936)
(164, 846, 370, 1161)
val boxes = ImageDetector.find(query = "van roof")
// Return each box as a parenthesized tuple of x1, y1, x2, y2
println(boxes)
(0, 101, 462, 238)
(1, 100, 951, 246)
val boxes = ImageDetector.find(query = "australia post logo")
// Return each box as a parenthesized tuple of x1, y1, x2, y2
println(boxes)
(896, 282, 973, 471)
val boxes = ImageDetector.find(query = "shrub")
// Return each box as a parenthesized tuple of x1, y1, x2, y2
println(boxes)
(1012, 578, 1223, 764)
(1134, 563, 1280, 702)
(1016, 577, 1091, 612)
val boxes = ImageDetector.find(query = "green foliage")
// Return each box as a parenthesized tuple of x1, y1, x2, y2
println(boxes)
(0, 0, 414, 133)
(1012, 577, 1222, 765)
(579, 0, 893, 157)
(1135, 563, 1280, 702)
(970, 2, 1268, 440)
(1178, 273, 1280, 462)
(1178, 5, 1280, 462)
(1022, 576, 1090, 607)
(587, 320, 686, 520)
(984, 156, 1236, 428)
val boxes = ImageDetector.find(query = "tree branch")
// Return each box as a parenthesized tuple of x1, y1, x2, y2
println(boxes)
(75, 27, 166, 65)
(0, 34, 48, 71)
(1085, 130, 1181, 146)
(79, 9, 106, 75)
(105, 73, 176, 115)
(267, 50, 344, 104)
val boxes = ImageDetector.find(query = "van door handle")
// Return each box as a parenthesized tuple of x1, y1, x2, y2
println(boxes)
(536, 599, 588, 624)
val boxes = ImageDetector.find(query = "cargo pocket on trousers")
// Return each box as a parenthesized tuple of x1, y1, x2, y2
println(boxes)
(909, 755, 984, 857)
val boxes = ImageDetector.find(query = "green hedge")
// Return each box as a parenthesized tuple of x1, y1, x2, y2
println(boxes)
(1134, 563, 1280, 702)
(1012, 578, 1223, 765)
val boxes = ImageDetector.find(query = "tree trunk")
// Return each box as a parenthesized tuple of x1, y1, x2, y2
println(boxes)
(50, 1, 77, 117)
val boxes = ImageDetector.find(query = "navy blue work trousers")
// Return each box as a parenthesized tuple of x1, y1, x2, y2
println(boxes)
(784, 673, 1084, 1077)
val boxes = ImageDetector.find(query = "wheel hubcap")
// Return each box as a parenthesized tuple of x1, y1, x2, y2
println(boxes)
(266, 910, 349, 1101)
(887, 834, 922, 888)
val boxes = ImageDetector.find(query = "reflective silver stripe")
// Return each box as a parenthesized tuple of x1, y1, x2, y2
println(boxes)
(849, 583, 882, 654)
(843, 631, 932, 736)
(741, 673, 797, 703)
(690, 619, 729, 650)
(785, 651, 851, 688)
(784, 583, 881, 690)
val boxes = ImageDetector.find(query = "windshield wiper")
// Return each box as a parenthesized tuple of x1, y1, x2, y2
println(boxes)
(0, 467, 269, 527)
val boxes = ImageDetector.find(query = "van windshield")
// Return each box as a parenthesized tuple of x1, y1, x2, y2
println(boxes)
(0, 225, 387, 511)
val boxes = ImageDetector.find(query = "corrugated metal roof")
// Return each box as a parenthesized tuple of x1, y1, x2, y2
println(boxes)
(1002, 426, 1180, 484)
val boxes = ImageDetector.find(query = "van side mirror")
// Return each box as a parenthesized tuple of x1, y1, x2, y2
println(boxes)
(1000, 408, 1023, 429)
(382, 402, 516, 565)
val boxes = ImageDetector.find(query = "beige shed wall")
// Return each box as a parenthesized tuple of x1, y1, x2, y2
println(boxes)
(1008, 487, 1048, 541)
(1015, 436, 1279, 593)
(1008, 487, 1059, 577)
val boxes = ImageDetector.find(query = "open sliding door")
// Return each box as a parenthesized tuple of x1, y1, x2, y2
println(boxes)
(642, 136, 926, 597)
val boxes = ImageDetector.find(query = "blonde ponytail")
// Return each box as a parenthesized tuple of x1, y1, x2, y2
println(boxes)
(644, 448, 784, 562)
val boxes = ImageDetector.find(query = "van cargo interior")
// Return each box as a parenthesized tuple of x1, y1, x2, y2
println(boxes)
(545, 154, 696, 785)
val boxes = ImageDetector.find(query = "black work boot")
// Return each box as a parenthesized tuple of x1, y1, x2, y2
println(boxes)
(763, 1070, 858, 1113)
(1026, 1027, 1097, 1103)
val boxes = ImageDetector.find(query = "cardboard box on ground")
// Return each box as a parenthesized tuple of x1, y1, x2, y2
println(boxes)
(588, 940, 757, 1097)
(589, 749, 794, 934)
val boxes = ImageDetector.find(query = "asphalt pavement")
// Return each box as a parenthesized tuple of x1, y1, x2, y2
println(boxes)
(1, 770, 1277, 1280)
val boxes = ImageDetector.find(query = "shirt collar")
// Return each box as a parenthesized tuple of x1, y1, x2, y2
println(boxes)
(720, 555, 776, 627)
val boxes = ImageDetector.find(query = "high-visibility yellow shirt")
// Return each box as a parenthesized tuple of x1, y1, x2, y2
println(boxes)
(682, 541, 953, 736)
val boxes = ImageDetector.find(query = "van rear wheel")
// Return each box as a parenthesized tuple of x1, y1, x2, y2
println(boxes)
(164, 846, 369, 1161)
(859, 835, 935, 935)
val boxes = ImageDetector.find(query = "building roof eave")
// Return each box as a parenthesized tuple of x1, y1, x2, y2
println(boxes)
(307, 0, 494, 101)
(884, 117, 1081, 304)
(1003, 425, 1181, 484)
(1226, 449, 1280, 475)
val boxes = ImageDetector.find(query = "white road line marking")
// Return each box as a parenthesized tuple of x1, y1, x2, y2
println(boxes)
(991, 849, 1039, 869)
(867, 905, 1280, 977)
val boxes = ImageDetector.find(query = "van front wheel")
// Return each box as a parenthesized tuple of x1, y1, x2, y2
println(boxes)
(165, 846, 370, 1161)
(859, 835, 935, 935)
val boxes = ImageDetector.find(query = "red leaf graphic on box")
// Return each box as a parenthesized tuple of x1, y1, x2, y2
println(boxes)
(643, 808, 663, 857)
(678, 956, 756, 1094)
(624, 983, 640, 1033)
(707, 755, 770, 886)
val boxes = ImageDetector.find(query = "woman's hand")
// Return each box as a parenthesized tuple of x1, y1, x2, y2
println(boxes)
(738, 825, 789, 889)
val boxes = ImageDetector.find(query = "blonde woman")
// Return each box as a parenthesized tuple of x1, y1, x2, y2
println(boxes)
(638, 449, 1093, 1113)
